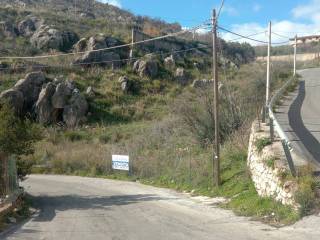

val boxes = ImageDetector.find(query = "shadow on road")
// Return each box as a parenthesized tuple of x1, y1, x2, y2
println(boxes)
(288, 81, 320, 164)
(30, 194, 167, 222)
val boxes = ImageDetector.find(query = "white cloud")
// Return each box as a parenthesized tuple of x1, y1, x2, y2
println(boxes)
(292, 0, 320, 22)
(222, 6, 238, 16)
(97, 0, 122, 8)
(253, 3, 261, 12)
(220, 20, 320, 46)
(221, 0, 320, 46)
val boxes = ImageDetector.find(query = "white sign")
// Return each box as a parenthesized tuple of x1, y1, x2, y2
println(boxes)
(112, 155, 129, 171)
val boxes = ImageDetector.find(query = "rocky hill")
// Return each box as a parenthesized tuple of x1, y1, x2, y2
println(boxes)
(0, 0, 256, 129)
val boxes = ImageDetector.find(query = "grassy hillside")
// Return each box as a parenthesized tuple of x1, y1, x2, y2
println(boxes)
(1, 60, 299, 224)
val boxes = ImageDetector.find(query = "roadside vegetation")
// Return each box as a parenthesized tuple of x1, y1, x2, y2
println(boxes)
(0, 104, 41, 228)
(1, 60, 307, 225)
(255, 42, 320, 57)
(0, 195, 32, 232)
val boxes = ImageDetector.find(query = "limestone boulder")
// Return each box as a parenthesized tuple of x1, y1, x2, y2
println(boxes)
(86, 86, 95, 97)
(51, 81, 74, 109)
(192, 79, 213, 89)
(0, 72, 89, 128)
(63, 92, 88, 128)
(13, 71, 46, 110)
(35, 82, 56, 124)
(164, 55, 175, 69)
(0, 89, 24, 114)
(73, 35, 121, 68)
(18, 17, 41, 37)
(118, 76, 131, 92)
(133, 58, 158, 78)
(31, 25, 79, 51)
(174, 67, 189, 85)
(0, 21, 18, 38)
(73, 38, 87, 52)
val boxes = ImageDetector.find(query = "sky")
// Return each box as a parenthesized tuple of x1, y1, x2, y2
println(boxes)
(98, 0, 320, 45)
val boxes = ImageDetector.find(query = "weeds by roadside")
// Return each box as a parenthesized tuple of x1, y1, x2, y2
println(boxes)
(13, 61, 308, 226)
(0, 195, 32, 233)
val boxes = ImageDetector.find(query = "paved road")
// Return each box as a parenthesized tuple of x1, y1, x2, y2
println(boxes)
(275, 68, 320, 167)
(2, 175, 320, 240)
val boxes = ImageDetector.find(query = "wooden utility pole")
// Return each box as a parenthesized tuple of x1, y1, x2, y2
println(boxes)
(266, 21, 272, 110)
(293, 35, 297, 76)
(212, 9, 220, 187)
(129, 27, 135, 62)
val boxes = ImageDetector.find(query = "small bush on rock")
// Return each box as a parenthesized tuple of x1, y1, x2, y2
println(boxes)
(255, 138, 272, 153)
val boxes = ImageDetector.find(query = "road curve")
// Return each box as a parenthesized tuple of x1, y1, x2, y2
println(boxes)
(275, 68, 320, 167)
(2, 175, 320, 240)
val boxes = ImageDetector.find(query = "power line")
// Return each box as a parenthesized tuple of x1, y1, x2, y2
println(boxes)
(218, 26, 290, 45)
(0, 44, 211, 71)
(218, 26, 269, 44)
(272, 40, 290, 45)
(274, 30, 320, 35)
(229, 31, 267, 42)
(0, 21, 211, 60)
(272, 32, 291, 40)
(216, 0, 226, 20)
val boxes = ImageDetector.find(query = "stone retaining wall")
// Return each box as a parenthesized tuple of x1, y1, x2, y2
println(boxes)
(247, 121, 298, 206)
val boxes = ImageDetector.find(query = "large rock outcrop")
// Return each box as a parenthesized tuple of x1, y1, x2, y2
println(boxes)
(0, 89, 24, 114)
(35, 82, 56, 124)
(133, 57, 158, 78)
(30, 25, 79, 52)
(0, 21, 18, 38)
(63, 92, 88, 128)
(13, 71, 47, 111)
(0, 72, 88, 128)
(18, 17, 42, 37)
(51, 81, 74, 109)
(72, 35, 124, 68)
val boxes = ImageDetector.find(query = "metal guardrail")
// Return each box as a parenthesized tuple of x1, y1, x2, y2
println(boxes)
(268, 77, 296, 150)
(268, 77, 297, 175)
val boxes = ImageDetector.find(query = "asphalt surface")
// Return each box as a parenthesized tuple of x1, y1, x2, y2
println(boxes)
(275, 68, 320, 167)
(2, 175, 320, 240)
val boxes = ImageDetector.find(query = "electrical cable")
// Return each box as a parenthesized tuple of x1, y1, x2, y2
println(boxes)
(272, 32, 291, 39)
(0, 44, 211, 71)
(218, 26, 290, 45)
(0, 21, 211, 60)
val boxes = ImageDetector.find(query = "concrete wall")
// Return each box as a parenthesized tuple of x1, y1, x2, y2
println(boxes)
(247, 121, 298, 207)
(256, 53, 320, 62)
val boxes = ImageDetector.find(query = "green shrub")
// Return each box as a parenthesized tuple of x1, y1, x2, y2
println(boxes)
(255, 138, 272, 153)
(0, 104, 42, 156)
(99, 134, 111, 144)
(226, 185, 299, 224)
(266, 157, 276, 169)
(64, 131, 91, 142)
(0, 104, 42, 179)
(295, 176, 317, 217)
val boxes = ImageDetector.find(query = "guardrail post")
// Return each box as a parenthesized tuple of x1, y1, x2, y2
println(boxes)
(270, 117, 274, 142)
(261, 106, 266, 123)
(281, 140, 297, 177)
